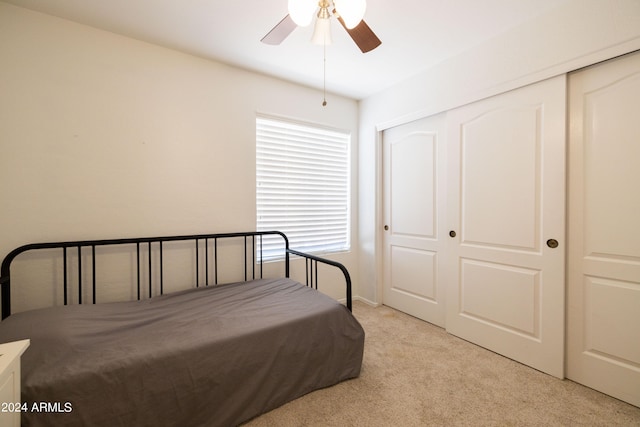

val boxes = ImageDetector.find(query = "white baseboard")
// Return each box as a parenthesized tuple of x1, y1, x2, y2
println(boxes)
(353, 295, 379, 307)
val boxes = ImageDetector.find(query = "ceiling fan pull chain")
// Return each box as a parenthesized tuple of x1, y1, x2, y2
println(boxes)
(322, 42, 327, 107)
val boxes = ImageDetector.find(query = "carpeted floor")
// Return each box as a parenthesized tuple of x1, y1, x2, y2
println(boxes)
(245, 301, 640, 426)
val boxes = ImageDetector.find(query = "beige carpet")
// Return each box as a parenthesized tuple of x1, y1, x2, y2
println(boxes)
(245, 302, 640, 426)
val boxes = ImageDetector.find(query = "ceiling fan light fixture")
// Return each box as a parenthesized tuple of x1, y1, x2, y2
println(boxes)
(288, 0, 317, 27)
(334, 0, 366, 29)
(311, 17, 332, 45)
(262, 0, 380, 54)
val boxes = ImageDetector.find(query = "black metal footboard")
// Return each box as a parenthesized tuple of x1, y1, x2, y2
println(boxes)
(0, 231, 353, 320)
(287, 248, 352, 313)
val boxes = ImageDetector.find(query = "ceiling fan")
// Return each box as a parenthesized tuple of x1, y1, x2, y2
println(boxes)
(261, 0, 382, 53)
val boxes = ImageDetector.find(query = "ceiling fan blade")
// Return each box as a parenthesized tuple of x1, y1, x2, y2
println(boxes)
(261, 14, 298, 45)
(337, 17, 381, 53)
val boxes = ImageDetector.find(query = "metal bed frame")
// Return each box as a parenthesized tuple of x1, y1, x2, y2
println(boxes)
(0, 231, 352, 320)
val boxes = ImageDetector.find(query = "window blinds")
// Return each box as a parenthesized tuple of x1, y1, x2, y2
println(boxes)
(256, 116, 350, 259)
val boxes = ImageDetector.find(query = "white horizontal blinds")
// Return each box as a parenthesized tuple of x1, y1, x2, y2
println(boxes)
(257, 116, 350, 259)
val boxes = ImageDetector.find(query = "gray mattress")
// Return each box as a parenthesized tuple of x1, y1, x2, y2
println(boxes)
(0, 277, 365, 427)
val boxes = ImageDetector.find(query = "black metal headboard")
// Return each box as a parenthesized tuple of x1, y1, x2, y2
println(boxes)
(1, 231, 352, 319)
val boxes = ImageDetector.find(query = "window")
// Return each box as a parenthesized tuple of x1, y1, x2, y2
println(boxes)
(256, 116, 350, 260)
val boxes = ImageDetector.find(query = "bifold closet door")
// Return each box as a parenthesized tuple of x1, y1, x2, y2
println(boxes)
(382, 114, 446, 327)
(445, 76, 566, 378)
(567, 51, 640, 407)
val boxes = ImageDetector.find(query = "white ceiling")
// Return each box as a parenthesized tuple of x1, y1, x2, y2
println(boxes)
(2, 0, 570, 99)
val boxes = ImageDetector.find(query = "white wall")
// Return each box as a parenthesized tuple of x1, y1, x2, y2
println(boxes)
(358, 0, 640, 303)
(0, 3, 360, 304)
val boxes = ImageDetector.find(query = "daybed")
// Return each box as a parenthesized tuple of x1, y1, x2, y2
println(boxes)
(0, 231, 364, 427)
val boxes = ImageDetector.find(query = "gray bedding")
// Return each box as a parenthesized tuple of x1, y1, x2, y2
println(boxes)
(0, 278, 365, 427)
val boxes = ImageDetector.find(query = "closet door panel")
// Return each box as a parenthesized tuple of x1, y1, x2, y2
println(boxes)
(567, 51, 640, 407)
(382, 114, 446, 327)
(446, 75, 566, 378)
